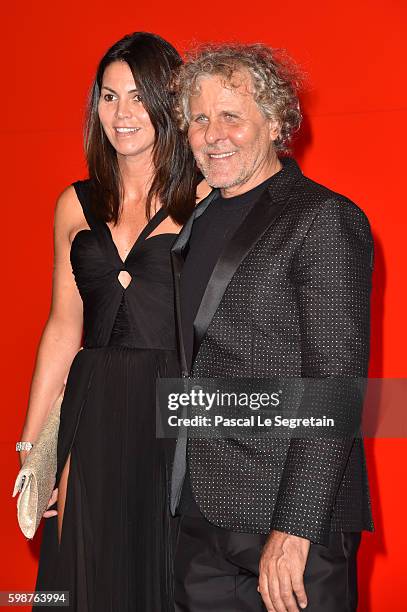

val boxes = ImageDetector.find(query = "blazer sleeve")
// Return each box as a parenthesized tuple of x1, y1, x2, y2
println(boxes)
(270, 196, 374, 545)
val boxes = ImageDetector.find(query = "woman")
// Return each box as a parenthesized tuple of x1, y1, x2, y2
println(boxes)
(17, 32, 200, 610)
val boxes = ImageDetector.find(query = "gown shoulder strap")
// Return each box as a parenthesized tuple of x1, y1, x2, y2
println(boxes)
(136, 207, 169, 245)
(72, 179, 96, 229)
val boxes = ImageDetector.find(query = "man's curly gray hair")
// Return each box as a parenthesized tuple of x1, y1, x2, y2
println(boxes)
(175, 43, 303, 153)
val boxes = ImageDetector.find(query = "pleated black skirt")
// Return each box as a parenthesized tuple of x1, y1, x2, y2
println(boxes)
(34, 346, 177, 611)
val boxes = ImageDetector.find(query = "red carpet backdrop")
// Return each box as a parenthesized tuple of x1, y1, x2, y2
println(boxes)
(1, 0, 406, 609)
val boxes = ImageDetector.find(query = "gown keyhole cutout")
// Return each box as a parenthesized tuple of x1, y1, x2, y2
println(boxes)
(118, 270, 132, 289)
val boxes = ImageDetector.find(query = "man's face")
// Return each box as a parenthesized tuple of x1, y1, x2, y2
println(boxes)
(187, 72, 280, 196)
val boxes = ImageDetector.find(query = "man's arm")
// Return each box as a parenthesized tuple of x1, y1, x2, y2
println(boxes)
(271, 196, 373, 542)
(259, 196, 373, 611)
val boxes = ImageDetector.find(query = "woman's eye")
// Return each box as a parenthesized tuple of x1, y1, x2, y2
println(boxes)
(103, 94, 116, 102)
(133, 94, 143, 102)
(195, 115, 208, 123)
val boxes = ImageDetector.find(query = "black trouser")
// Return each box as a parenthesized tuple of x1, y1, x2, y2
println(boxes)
(173, 514, 361, 612)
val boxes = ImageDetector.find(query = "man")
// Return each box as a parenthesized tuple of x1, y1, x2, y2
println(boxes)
(170, 43, 374, 612)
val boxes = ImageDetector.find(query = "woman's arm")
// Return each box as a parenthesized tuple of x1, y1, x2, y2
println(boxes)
(18, 186, 84, 466)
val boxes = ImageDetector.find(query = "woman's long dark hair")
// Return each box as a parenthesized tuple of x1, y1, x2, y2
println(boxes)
(85, 32, 197, 225)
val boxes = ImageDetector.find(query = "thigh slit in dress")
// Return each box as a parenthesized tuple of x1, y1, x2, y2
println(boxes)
(34, 180, 178, 611)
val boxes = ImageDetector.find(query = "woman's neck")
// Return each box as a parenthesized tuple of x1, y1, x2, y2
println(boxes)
(117, 152, 155, 206)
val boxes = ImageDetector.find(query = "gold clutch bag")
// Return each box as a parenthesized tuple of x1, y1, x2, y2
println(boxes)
(12, 388, 65, 539)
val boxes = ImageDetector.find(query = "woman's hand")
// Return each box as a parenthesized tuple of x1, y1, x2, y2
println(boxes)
(43, 488, 58, 518)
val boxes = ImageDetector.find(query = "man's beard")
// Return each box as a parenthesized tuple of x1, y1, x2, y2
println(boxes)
(195, 154, 253, 190)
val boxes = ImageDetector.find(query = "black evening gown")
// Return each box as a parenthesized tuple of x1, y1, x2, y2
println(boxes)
(34, 180, 178, 611)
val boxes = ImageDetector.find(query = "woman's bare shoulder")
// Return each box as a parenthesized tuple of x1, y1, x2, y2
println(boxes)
(54, 184, 88, 238)
(55, 184, 80, 217)
(196, 179, 212, 204)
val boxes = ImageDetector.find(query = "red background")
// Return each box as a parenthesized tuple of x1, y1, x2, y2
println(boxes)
(1, 0, 406, 609)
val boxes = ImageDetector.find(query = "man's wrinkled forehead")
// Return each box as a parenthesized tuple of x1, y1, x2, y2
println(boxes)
(187, 70, 258, 121)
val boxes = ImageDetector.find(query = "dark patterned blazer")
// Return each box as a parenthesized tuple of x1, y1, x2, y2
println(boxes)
(170, 157, 374, 546)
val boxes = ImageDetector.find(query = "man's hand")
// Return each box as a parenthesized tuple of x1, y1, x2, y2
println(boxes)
(258, 530, 310, 612)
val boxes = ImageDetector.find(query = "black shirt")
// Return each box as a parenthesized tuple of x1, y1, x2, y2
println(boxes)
(178, 173, 280, 516)
(180, 175, 276, 371)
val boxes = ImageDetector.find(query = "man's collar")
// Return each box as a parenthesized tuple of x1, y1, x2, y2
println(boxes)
(265, 156, 303, 204)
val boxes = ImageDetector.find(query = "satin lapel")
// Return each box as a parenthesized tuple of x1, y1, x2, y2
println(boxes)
(172, 188, 220, 259)
(171, 189, 220, 374)
(193, 188, 290, 353)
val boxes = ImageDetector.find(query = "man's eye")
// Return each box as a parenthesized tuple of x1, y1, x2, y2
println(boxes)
(103, 94, 116, 102)
(195, 115, 208, 123)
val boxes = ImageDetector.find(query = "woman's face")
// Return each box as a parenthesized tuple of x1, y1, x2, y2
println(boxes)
(98, 60, 155, 160)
